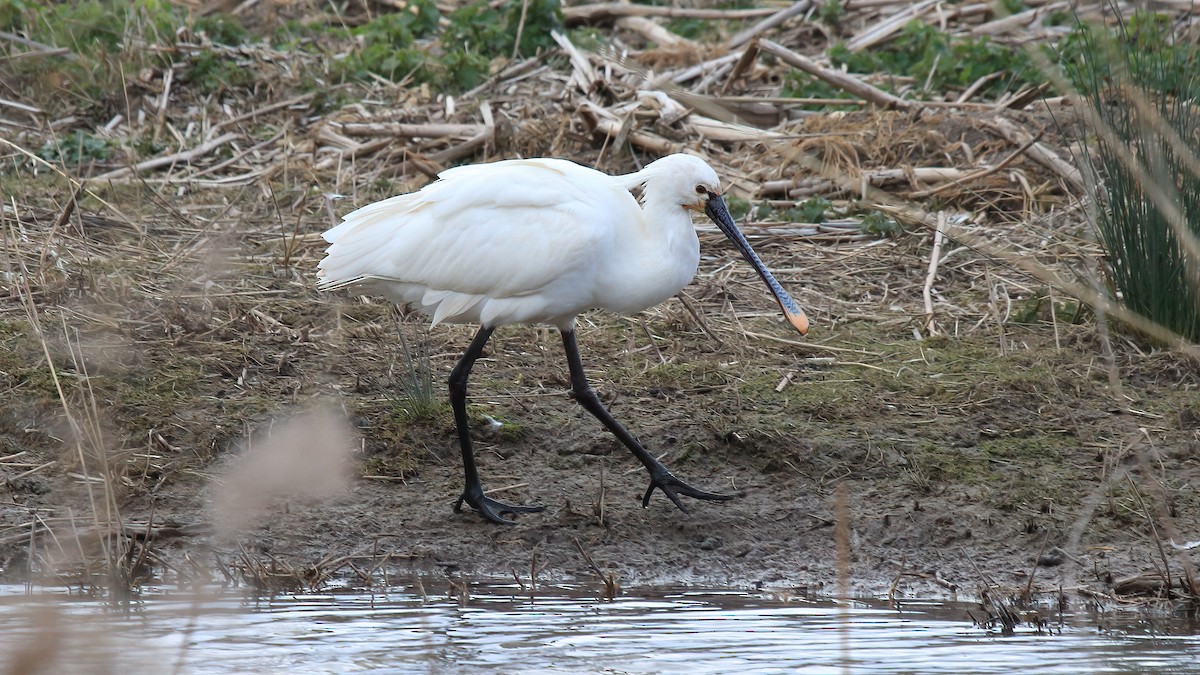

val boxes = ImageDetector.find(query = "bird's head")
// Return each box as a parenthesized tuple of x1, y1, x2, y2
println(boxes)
(639, 154, 724, 213)
(641, 153, 810, 336)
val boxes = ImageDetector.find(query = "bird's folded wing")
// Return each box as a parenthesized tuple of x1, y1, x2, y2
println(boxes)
(317, 160, 632, 304)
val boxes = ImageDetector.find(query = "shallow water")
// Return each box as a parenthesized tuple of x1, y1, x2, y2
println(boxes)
(1, 583, 1198, 674)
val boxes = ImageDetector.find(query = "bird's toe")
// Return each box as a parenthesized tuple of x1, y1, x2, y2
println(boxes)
(643, 471, 735, 512)
(457, 488, 545, 525)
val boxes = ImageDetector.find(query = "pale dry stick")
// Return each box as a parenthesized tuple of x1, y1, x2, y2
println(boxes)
(869, 167, 973, 186)
(984, 266, 1009, 355)
(719, 41, 761, 96)
(743, 330, 884, 356)
(0, 97, 41, 115)
(971, 2, 1060, 35)
(727, 1, 814, 49)
(909, 132, 1043, 198)
(512, 0, 531, 59)
(91, 132, 239, 181)
(336, 122, 487, 138)
(563, 3, 777, 25)
(757, 40, 913, 110)
(689, 114, 785, 143)
(12, 462, 56, 480)
(1125, 475, 1175, 595)
(152, 66, 174, 146)
(210, 92, 317, 133)
(185, 128, 286, 180)
(0, 29, 74, 58)
(979, 117, 1086, 193)
(844, 0, 940, 52)
(482, 482, 529, 496)
(616, 16, 694, 48)
(922, 212, 948, 336)
(579, 103, 683, 155)
(956, 72, 1003, 103)
(551, 30, 597, 92)
(1049, 286, 1061, 350)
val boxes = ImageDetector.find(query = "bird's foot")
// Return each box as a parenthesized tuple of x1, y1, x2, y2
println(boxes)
(455, 484, 544, 525)
(642, 467, 735, 512)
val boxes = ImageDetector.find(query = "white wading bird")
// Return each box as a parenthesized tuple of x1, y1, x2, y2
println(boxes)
(318, 154, 808, 524)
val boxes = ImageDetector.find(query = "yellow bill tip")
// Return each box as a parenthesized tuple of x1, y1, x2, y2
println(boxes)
(786, 308, 809, 336)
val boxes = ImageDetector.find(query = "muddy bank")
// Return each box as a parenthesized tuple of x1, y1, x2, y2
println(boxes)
(4, 310, 1198, 602)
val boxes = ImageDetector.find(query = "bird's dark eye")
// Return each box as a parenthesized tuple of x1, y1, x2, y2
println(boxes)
(695, 185, 706, 195)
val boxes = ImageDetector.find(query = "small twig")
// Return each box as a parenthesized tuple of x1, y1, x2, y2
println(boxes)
(757, 40, 913, 110)
(727, 1, 813, 49)
(152, 66, 174, 146)
(91, 132, 239, 181)
(483, 482, 529, 496)
(512, 0, 531, 59)
(1126, 475, 1174, 595)
(564, 3, 777, 25)
(638, 318, 667, 365)
(909, 132, 1042, 198)
(922, 212, 947, 335)
(675, 292, 724, 347)
(720, 42, 761, 96)
(979, 116, 1084, 193)
(1023, 533, 1053, 601)
(211, 92, 317, 133)
(844, 0, 939, 52)
(0, 30, 75, 59)
(335, 122, 487, 139)
(888, 555, 907, 608)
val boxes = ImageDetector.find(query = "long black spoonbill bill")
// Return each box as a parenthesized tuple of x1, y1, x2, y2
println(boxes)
(318, 153, 808, 524)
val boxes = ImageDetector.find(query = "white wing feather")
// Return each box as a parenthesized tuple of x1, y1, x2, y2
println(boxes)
(318, 158, 639, 327)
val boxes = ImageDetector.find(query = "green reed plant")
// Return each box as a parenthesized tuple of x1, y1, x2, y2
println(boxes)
(1064, 11, 1200, 341)
(390, 317, 439, 422)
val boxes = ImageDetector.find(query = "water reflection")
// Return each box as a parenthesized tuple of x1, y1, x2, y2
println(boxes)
(0, 584, 1197, 673)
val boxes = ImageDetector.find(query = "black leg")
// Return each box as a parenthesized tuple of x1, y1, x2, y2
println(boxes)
(449, 326, 544, 524)
(560, 328, 734, 512)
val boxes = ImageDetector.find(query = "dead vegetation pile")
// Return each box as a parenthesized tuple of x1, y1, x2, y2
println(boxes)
(1, 0, 1199, 613)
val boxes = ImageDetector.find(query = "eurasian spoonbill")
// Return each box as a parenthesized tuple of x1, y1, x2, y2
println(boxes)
(318, 153, 808, 523)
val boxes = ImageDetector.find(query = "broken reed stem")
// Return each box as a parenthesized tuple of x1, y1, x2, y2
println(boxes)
(835, 483, 851, 675)
(922, 212, 947, 335)
(1125, 475, 1174, 596)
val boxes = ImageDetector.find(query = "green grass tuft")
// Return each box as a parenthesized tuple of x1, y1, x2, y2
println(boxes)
(1064, 10, 1200, 341)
